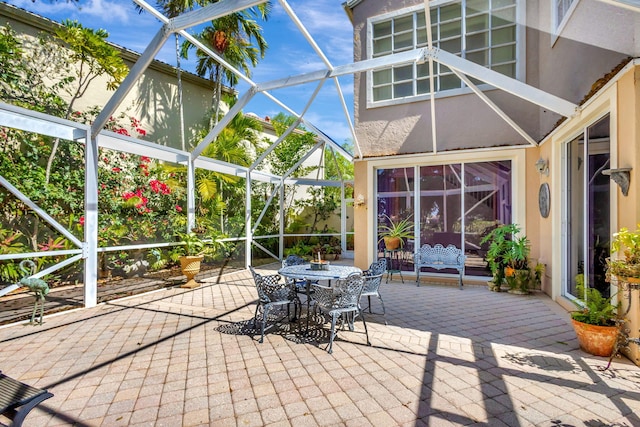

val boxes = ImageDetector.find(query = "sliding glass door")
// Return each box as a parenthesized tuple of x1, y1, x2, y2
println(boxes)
(375, 161, 512, 277)
(565, 115, 611, 298)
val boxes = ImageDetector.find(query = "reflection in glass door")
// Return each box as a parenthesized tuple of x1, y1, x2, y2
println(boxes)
(565, 115, 610, 298)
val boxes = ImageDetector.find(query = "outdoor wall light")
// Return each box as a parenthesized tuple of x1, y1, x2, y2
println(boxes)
(602, 168, 632, 196)
(535, 157, 549, 176)
(354, 193, 366, 208)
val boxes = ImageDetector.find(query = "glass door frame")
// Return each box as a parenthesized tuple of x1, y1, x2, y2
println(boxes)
(562, 113, 611, 300)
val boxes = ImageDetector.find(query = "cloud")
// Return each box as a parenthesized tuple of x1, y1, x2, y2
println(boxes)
(10, 0, 131, 24)
(77, 0, 130, 23)
(276, 0, 353, 65)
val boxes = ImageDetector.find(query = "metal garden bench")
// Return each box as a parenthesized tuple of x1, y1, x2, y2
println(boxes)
(414, 244, 466, 289)
(0, 371, 53, 427)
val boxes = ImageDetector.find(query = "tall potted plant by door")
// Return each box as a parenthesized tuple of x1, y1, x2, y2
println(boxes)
(481, 223, 543, 293)
(378, 214, 414, 250)
(481, 224, 519, 291)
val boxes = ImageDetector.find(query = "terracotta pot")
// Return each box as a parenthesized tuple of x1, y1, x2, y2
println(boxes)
(180, 255, 204, 288)
(571, 318, 618, 357)
(383, 236, 401, 250)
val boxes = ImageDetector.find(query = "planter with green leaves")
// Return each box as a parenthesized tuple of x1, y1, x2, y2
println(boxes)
(176, 232, 209, 288)
(481, 224, 543, 293)
(378, 214, 414, 250)
(607, 224, 640, 283)
(570, 275, 620, 357)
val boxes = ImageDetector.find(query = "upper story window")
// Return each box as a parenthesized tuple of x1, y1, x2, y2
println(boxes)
(552, 0, 578, 43)
(555, 0, 576, 29)
(369, 0, 518, 104)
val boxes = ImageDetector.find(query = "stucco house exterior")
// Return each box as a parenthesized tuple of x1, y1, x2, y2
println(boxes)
(344, 0, 640, 363)
(0, 2, 218, 150)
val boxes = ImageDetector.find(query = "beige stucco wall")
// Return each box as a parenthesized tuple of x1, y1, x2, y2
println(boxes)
(614, 65, 640, 365)
(541, 62, 639, 365)
(0, 3, 214, 151)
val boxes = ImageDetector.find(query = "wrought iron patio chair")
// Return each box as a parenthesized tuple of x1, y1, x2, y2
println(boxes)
(249, 266, 301, 343)
(282, 255, 308, 292)
(361, 258, 387, 315)
(311, 272, 370, 354)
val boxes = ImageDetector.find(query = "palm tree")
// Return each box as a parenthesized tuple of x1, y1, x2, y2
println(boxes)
(180, 3, 270, 127)
(196, 94, 263, 231)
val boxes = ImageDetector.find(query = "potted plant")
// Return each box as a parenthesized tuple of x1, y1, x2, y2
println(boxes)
(607, 223, 640, 283)
(175, 231, 210, 288)
(378, 214, 414, 250)
(481, 224, 543, 293)
(570, 274, 620, 357)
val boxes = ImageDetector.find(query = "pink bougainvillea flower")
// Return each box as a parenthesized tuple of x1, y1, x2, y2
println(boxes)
(112, 167, 121, 173)
(79, 216, 85, 226)
(175, 205, 182, 212)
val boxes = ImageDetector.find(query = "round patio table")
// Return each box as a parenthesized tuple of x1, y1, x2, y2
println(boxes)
(278, 264, 362, 334)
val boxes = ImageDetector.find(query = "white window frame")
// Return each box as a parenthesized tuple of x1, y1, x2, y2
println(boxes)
(366, 147, 526, 269)
(366, 0, 526, 109)
(551, 0, 580, 46)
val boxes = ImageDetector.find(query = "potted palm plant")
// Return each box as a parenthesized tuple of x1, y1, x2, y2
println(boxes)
(378, 214, 414, 250)
(570, 274, 620, 357)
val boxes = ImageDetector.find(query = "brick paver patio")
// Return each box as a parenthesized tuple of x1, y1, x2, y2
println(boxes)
(1, 264, 639, 426)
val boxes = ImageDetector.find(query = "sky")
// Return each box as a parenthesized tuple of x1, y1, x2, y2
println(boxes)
(6, 0, 356, 146)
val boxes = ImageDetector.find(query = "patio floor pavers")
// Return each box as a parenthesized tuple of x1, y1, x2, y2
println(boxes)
(0, 265, 639, 426)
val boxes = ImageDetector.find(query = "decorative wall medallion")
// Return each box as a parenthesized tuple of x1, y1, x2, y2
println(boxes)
(539, 183, 550, 218)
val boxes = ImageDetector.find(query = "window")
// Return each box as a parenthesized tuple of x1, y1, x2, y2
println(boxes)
(552, 0, 578, 43)
(555, 0, 576, 29)
(369, 0, 518, 103)
(376, 161, 512, 277)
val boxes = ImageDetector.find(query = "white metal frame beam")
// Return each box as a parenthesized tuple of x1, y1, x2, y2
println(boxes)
(428, 48, 579, 117)
(452, 69, 538, 146)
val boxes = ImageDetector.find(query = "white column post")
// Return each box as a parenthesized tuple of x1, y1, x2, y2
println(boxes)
(279, 182, 285, 259)
(84, 133, 99, 307)
(245, 175, 252, 268)
(187, 158, 195, 231)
